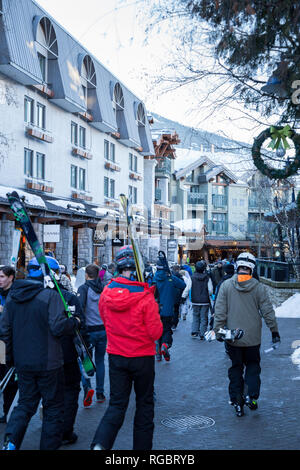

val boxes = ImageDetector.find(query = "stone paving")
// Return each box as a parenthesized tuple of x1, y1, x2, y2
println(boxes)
(0, 289, 299, 451)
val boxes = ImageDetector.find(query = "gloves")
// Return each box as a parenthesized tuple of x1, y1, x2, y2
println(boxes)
(272, 331, 281, 343)
(216, 333, 224, 342)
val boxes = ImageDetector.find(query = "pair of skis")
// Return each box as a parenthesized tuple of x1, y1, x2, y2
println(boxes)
(6, 191, 96, 376)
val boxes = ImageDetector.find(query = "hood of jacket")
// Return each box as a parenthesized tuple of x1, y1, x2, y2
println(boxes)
(154, 270, 169, 283)
(232, 273, 258, 292)
(86, 277, 103, 294)
(101, 277, 153, 313)
(9, 279, 44, 303)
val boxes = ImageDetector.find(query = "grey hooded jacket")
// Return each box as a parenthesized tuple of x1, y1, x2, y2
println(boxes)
(213, 274, 278, 347)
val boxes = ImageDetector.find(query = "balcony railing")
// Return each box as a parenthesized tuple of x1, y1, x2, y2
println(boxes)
(207, 219, 228, 235)
(155, 188, 162, 201)
(72, 147, 93, 160)
(212, 194, 227, 209)
(25, 177, 54, 193)
(72, 191, 92, 202)
(188, 192, 208, 205)
(26, 124, 53, 143)
(155, 158, 172, 176)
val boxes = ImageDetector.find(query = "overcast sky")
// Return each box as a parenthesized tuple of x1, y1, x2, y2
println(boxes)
(36, 0, 260, 145)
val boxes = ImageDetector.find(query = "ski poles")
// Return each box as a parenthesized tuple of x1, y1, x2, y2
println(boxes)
(0, 367, 15, 395)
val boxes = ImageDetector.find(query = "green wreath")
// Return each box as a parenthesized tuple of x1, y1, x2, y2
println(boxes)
(252, 125, 300, 179)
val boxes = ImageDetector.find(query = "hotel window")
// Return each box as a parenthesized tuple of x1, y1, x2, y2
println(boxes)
(110, 179, 115, 199)
(104, 140, 115, 161)
(38, 52, 47, 83)
(129, 153, 137, 172)
(71, 165, 78, 189)
(71, 122, 78, 146)
(129, 185, 137, 204)
(24, 148, 33, 177)
(36, 152, 45, 180)
(36, 103, 46, 129)
(104, 177, 115, 199)
(24, 96, 34, 124)
(79, 168, 86, 191)
(79, 126, 86, 149)
(104, 176, 109, 197)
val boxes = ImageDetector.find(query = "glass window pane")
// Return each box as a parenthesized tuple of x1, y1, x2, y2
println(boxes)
(110, 179, 115, 199)
(104, 140, 109, 159)
(71, 165, 77, 188)
(36, 153, 45, 179)
(24, 149, 33, 176)
(37, 103, 45, 129)
(110, 143, 115, 162)
(71, 122, 78, 145)
(79, 126, 86, 148)
(104, 176, 109, 197)
(38, 53, 47, 82)
(24, 97, 34, 123)
(79, 168, 86, 191)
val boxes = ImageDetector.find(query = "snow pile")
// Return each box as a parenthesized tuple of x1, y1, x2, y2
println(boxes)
(275, 293, 300, 318)
(0, 185, 46, 208)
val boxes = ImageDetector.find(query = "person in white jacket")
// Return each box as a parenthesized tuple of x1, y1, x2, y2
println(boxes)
(179, 270, 192, 320)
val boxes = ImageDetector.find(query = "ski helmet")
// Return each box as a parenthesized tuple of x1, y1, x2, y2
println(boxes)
(115, 245, 135, 272)
(195, 260, 206, 273)
(27, 256, 61, 279)
(236, 252, 256, 274)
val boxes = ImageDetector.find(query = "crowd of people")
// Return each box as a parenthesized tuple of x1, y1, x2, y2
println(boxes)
(0, 248, 280, 450)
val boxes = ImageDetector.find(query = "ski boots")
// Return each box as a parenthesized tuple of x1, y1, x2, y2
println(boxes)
(2, 438, 16, 450)
(161, 343, 170, 362)
(233, 403, 244, 417)
(245, 395, 258, 410)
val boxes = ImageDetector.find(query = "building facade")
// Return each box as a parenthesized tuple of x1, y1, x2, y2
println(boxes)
(0, 0, 162, 273)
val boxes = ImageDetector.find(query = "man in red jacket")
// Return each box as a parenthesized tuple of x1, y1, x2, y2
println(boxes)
(90, 246, 162, 451)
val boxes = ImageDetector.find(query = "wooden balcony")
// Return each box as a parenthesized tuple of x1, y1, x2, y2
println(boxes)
(26, 126, 53, 143)
(71, 191, 93, 202)
(72, 147, 93, 160)
(25, 179, 54, 193)
(104, 198, 119, 209)
(129, 171, 142, 181)
(104, 161, 121, 172)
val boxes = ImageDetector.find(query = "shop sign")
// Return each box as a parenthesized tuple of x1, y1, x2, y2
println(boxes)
(43, 225, 60, 243)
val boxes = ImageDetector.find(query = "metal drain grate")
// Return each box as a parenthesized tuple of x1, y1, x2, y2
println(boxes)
(161, 415, 215, 431)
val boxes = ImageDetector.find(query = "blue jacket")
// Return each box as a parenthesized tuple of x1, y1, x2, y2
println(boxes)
(153, 270, 185, 317)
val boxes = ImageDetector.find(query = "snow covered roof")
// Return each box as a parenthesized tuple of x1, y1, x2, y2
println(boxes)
(174, 148, 254, 182)
(0, 185, 46, 208)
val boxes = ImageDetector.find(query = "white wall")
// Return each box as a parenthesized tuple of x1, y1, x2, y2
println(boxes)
(0, 73, 144, 206)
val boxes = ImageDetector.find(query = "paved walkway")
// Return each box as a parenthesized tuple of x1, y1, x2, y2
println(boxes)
(1, 299, 300, 450)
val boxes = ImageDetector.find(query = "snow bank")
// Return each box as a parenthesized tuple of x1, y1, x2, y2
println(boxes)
(0, 185, 46, 208)
(275, 293, 300, 318)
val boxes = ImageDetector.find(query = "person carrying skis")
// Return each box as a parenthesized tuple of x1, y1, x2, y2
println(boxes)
(213, 252, 280, 417)
(0, 266, 18, 424)
(153, 258, 185, 361)
(90, 245, 162, 450)
(0, 256, 80, 450)
(77, 264, 105, 407)
(171, 265, 185, 330)
(179, 269, 192, 321)
(190, 260, 212, 340)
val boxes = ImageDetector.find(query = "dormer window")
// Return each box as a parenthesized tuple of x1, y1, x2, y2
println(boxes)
(136, 103, 146, 126)
(112, 83, 124, 119)
(80, 55, 96, 111)
(35, 17, 58, 85)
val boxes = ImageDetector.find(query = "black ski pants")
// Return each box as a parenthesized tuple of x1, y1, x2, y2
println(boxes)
(91, 354, 155, 450)
(5, 367, 65, 450)
(158, 316, 173, 349)
(227, 343, 261, 404)
(0, 364, 18, 416)
(62, 361, 81, 439)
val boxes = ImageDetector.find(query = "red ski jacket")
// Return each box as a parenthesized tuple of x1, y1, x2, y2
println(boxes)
(99, 276, 162, 357)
